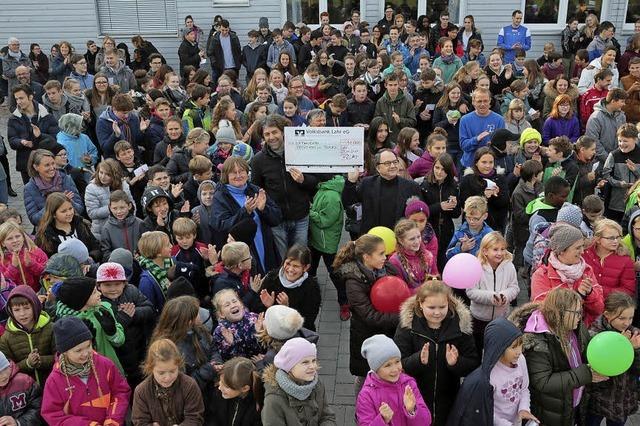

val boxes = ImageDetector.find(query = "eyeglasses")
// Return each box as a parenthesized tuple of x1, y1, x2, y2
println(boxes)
(599, 235, 622, 241)
(76, 60, 87, 65)
(241, 256, 252, 263)
(95, 80, 108, 85)
(377, 160, 399, 167)
(466, 215, 485, 222)
(55, 152, 68, 157)
(634, 227, 640, 232)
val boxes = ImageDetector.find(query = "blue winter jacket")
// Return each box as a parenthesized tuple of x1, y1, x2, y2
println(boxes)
(138, 270, 166, 314)
(56, 131, 98, 168)
(96, 107, 143, 158)
(446, 220, 494, 259)
(24, 172, 84, 226)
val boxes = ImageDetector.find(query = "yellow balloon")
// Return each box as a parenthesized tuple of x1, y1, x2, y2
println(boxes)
(368, 226, 397, 255)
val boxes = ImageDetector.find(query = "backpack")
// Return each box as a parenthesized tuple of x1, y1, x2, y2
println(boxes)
(531, 221, 553, 268)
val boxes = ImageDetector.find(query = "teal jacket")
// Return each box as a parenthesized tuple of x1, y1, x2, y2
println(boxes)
(309, 176, 345, 254)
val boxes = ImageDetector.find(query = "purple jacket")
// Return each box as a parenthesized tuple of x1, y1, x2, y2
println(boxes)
(542, 115, 580, 144)
(356, 371, 431, 426)
(407, 151, 436, 179)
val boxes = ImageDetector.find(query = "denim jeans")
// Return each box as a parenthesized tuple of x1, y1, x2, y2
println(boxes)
(0, 178, 7, 205)
(309, 247, 347, 305)
(585, 414, 626, 426)
(271, 216, 309, 260)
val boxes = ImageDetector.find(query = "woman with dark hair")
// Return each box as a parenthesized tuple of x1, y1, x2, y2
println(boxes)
(457, 15, 483, 52)
(180, 15, 204, 44)
(365, 117, 392, 174)
(117, 42, 132, 66)
(420, 153, 460, 272)
(523, 59, 546, 112)
(29, 43, 49, 83)
(50, 41, 74, 83)
(85, 73, 117, 150)
(131, 35, 159, 66)
(181, 65, 197, 86)
(459, 147, 510, 233)
(417, 15, 430, 34)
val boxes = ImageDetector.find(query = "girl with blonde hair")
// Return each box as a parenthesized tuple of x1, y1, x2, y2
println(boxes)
(0, 221, 48, 291)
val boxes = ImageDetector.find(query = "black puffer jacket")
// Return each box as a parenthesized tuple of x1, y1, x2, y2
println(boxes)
(166, 147, 193, 183)
(394, 294, 479, 426)
(336, 260, 400, 377)
(100, 285, 156, 385)
(251, 146, 317, 221)
(509, 302, 592, 426)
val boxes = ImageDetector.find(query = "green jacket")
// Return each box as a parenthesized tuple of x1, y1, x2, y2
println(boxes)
(525, 197, 555, 215)
(374, 90, 417, 143)
(0, 312, 55, 385)
(309, 176, 345, 254)
(181, 99, 212, 132)
(622, 235, 636, 260)
(55, 301, 125, 375)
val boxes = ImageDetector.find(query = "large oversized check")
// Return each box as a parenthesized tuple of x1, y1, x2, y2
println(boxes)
(284, 127, 364, 173)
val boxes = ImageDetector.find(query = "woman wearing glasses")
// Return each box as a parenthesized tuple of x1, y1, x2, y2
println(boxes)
(531, 224, 604, 326)
(69, 54, 94, 90)
(583, 219, 635, 299)
(509, 287, 608, 426)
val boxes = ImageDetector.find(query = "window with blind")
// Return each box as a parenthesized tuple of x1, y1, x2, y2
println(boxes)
(96, 0, 178, 35)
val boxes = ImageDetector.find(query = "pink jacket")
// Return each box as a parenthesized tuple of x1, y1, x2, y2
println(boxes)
(0, 247, 48, 292)
(582, 246, 636, 299)
(389, 244, 439, 291)
(356, 371, 431, 426)
(41, 352, 131, 426)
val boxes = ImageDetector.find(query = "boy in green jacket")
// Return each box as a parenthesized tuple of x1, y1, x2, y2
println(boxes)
(309, 175, 350, 320)
(0, 285, 55, 385)
(54, 277, 126, 375)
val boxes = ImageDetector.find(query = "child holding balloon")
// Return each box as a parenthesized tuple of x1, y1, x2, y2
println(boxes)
(394, 280, 479, 426)
(467, 232, 520, 350)
(389, 219, 438, 292)
(587, 292, 640, 426)
(333, 234, 401, 394)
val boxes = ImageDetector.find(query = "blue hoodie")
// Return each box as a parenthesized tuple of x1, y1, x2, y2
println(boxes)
(497, 24, 532, 63)
(446, 220, 494, 259)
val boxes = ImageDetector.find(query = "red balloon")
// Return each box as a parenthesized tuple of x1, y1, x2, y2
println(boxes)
(371, 276, 412, 313)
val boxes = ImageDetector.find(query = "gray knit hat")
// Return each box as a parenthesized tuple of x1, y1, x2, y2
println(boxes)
(215, 126, 238, 146)
(549, 224, 584, 254)
(259, 17, 269, 29)
(557, 203, 583, 228)
(58, 113, 84, 136)
(109, 248, 133, 271)
(361, 334, 402, 372)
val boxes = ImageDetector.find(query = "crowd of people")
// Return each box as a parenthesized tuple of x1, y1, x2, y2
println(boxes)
(0, 5, 638, 426)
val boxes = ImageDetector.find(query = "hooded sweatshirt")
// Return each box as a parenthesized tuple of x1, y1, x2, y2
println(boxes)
(0, 286, 55, 385)
(191, 180, 216, 245)
(602, 144, 640, 212)
(309, 176, 345, 255)
(578, 57, 619, 95)
(57, 130, 99, 168)
(100, 210, 144, 259)
(447, 318, 529, 426)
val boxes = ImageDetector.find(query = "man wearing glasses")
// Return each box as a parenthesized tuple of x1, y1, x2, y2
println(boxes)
(2, 37, 32, 94)
(9, 65, 44, 111)
(343, 149, 421, 235)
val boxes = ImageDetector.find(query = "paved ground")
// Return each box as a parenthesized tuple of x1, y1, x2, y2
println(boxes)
(2, 104, 639, 425)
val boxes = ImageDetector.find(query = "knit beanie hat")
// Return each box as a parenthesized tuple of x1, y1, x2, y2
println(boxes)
(39, 139, 66, 156)
(491, 129, 520, 151)
(259, 17, 269, 29)
(405, 196, 430, 218)
(519, 128, 542, 147)
(229, 218, 258, 246)
(57, 277, 96, 311)
(274, 337, 317, 373)
(556, 203, 583, 229)
(58, 113, 84, 136)
(43, 254, 83, 278)
(0, 352, 9, 372)
(361, 334, 402, 372)
(58, 238, 90, 264)
(166, 276, 196, 299)
(215, 126, 238, 146)
(232, 142, 254, 162)
(264, 305, 304, 340)
(54, 316, 93, 353)
(96, 262, 126, 282)
(549, 224, 584, 254)
(109, 248, 134, 272)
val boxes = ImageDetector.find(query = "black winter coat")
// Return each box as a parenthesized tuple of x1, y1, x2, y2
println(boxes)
(459, 170, 510, 232)
(7, 102, 59, 171)
(207, 32, 242, 75)
(166, 147, 193, 183)
(509, 303, 593, 426)
(342, 175, 422, 236)
(178, 40, 201, 73)
(251, 146, 317, 221)
(259, 269, 321, 331)
(420, 177, 461, 271)
(41, 215, 101, 262)
(209, 389, 261, 426)
(335, 260, 400, 377)
(100, 285, 155, 385)
(211, 269, 262, 313)
(394, 295, 479, 426)
(346, 98, 375, 127)
(211, 183, 282, 275)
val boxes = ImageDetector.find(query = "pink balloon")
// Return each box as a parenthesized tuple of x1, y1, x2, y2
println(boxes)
(442, 253, 483, 289)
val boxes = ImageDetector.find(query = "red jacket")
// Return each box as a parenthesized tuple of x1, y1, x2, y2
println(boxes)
(579, 86, 608, 126)
(531, 259, 604, 326)
(583, 246, 636, 299)
(0, 247, 48, 292)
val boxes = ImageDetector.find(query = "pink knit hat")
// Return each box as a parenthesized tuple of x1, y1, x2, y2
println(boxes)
(274, 337, 317, 373)
(96, 262, 127, 282)
(404, 196, 430, 218)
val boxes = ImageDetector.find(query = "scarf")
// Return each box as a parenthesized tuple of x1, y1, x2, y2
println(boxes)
(225, 184, 266, 271)
(66, 92, 87, 112)
(395, 243, 432, 288)
(356, 259, 387, 281)
(33, 172, 64, 196)
(303, 73, 319, 88)
(548, 252, 586, 284)
(59, 353, 93, 378)
(7, 50, 21, 60)
(275, 369, 318, 401)
(154, 377, 179, 424)
(363, 73, 383, 92)
(439, 53, 456, 65)
(422, 224, 436, 245)
(477, 169, 496, 179)
(138, 255, 171, 295)
(278, 267, 308, 289)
